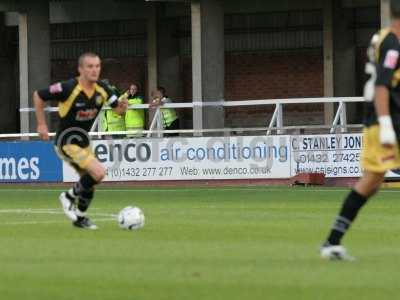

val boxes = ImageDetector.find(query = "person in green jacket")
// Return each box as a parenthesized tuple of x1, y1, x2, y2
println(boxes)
(150, 86, 179, 137)
(124, 83, 145, 137)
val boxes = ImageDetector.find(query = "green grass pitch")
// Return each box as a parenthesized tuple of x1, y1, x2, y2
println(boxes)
(1, 185, 400, 300)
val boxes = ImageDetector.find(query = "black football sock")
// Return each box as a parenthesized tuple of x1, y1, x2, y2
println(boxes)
(73, 174, 98, 214)
(325, 189, 368, 246)
(77, 188, 94, 213)
(80, 173, 98, 190)
(73, 174, 98, 195)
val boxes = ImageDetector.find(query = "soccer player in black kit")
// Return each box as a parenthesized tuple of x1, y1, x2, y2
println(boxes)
(33, 52, 128, 229)
(321, 1, 400, 260)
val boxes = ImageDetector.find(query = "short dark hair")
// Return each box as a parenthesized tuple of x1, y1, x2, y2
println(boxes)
(391, 0, 400, 19)
(157, 86, 166, 95)
(78, 52, 100, 66)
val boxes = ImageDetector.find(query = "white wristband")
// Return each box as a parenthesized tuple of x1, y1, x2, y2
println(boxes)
(378, 115, 394, 129)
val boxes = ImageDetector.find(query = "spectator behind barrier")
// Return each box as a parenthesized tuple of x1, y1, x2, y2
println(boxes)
(150, 86, 180, 137)
(123, 83, 145, 137)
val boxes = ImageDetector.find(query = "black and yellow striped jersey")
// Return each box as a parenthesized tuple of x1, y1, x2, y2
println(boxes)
(364, 28, 400, 135)
(38, 78, 118, 147)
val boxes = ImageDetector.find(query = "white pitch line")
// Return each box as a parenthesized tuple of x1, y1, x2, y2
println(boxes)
(0, 209, 59, 213)
(0, 208, 117, 218)
(1, 217, 116, 226)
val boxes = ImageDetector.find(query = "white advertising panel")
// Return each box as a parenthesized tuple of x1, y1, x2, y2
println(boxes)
(63, 136, 292, 182)
(290, 134, 362, 178)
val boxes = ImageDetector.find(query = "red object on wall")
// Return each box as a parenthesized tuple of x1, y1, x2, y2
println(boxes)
(291, 172, 326, 186)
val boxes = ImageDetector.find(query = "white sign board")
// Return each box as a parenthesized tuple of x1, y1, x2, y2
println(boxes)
(290, 134, 362, 178)
(63, 136, 292, 182)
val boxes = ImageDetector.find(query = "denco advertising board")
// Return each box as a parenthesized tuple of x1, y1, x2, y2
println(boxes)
(63, 136, 292, 182)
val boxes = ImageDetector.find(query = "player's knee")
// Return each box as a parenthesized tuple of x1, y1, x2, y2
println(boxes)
(355, 172, 384, 197)
(87, 162, 106, 182)
(93, 166, 106, 182)
(356, 184, 377, 198)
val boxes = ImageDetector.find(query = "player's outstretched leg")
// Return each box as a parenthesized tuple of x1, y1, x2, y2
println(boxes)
(320, 189, 367, 261)
(59, 175, 93, 222)
(320, 172, 384, 261)
(72, 173, 100, 230)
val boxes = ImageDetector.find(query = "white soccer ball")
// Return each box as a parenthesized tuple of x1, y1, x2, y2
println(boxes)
(118, 206, 145, 230)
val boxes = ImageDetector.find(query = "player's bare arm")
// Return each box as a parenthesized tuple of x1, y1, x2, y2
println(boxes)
(33, 90, 49, 141)
(374, 86, 390, 116)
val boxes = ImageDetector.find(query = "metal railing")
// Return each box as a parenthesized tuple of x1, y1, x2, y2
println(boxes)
(1, 96, 365, 139)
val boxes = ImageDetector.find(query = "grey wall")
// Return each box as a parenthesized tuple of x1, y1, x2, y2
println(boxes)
(157, 6, 182, 100)
(51, 19, 147, 59)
